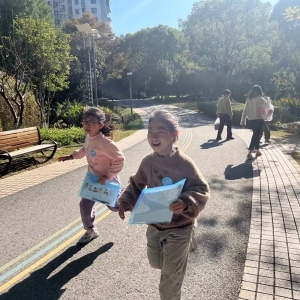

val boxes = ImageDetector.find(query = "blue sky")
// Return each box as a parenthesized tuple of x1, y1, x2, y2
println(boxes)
(110, 0, 278, 36)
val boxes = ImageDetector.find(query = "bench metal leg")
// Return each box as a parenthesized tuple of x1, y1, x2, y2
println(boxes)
(0, 157, 12, 176)
(41, 144, 57, 160)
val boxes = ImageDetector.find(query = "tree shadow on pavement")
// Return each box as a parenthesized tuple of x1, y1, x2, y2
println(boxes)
(200, 139, 226, 149)
(224, 162, 260, 180)
(0, 242, 114, 300)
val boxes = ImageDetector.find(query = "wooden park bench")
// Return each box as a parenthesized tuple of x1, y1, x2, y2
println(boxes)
(0, 126, 57, 175)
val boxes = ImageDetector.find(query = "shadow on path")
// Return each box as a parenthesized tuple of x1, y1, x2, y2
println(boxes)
(224, 162, 259, 180)
(200, 139, 227, 149)
(0, 242, 114, 300)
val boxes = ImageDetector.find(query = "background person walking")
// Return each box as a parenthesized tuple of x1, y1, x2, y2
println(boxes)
(240, 85, 267, 160)
(216, 89, 234, 141)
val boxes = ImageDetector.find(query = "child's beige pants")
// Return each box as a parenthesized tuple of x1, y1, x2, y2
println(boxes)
(146, 225, 192, 300)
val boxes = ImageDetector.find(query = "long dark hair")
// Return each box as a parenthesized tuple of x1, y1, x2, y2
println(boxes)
(245, 85, 263, 100)
(83, 107, 115, 139)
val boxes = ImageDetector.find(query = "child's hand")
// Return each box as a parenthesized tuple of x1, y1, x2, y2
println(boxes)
(58, 155, 72, 162)
(118, 202, 131, 220)
(99, 175, 108, 185)
(169, 199, 187, 214)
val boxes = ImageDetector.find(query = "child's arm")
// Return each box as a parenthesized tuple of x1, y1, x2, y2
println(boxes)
(70, 145, 86, 159)
(58, 145, 86, 162)
(170, 161, 210, 219)
(101, 141, 125, 179)
(118, 158, 148, 220)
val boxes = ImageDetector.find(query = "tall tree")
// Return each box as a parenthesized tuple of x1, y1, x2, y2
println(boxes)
(0, 0, 53, 35)
(121, 25, 189, 97)
(180, 0, 277, 92)
(271, 0, 300, 115)
(0, 17, 73, 128)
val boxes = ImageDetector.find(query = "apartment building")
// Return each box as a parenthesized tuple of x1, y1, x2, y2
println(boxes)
(46, 0, 111, 26)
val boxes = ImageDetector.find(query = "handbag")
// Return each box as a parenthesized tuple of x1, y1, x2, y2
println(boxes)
(259, 97, 274, 121)
(214, 118, 220, 130)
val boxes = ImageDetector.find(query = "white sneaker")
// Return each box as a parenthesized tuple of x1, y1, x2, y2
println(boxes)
(78, 229, 99, 244)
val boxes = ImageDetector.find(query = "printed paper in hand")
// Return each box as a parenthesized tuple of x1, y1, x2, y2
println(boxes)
(129, 178, 186, 225)
(78, 172, 120, 207)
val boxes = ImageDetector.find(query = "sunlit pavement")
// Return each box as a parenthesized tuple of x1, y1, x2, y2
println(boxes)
(1, 105, 300, 299)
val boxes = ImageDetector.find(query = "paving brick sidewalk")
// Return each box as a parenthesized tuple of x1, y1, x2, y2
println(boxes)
(235, 129, 300, 300)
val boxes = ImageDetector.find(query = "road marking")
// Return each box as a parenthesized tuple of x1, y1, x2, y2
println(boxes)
(0, 203, 104, 275)
(0, 209, 111, 294)
(181, 129, 193, 152)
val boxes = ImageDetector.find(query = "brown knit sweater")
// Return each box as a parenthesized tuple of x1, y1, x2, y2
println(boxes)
(118, 147, 210, 230)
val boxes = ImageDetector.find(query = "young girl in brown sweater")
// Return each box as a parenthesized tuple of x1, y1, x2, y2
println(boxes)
(118, 110, 210, 300)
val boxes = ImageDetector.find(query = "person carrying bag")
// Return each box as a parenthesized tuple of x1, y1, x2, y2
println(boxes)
(240, 85, 268, 160)
(216, 89, 234, 141)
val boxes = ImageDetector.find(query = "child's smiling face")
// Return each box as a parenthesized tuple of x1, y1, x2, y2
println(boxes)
(83, 116, 104, 137)
(147, 118, 178, 156)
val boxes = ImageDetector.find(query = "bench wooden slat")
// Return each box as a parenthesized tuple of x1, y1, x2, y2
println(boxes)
(1, 138, 39, 151)
(0, 144, 56, 158)
(0, 127, 39, 151)
(0, 131, 38, 141)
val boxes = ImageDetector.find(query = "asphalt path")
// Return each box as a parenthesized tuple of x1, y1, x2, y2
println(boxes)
(0, 102, 253, 300)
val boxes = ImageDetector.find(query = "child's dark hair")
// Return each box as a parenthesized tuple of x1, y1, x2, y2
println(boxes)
(246, 85, 263, 100)
(222, 89, 231, 96)
(148, 110, 179, 141)
(83, 106, 115, 138)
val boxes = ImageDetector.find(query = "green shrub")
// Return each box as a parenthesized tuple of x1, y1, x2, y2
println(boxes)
(40, 127, 85, 146)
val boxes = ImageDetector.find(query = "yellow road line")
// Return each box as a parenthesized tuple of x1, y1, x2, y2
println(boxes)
(182, 129, 193, 152)
(0, 210, 111, 294)
(0, 203, 103, 274)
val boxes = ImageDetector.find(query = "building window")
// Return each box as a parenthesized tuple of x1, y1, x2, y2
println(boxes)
(54, 11, 59, 16)
(75, 9, 80, 14)
(60, 5, 65, 11)
(91, 8, 97, 14)
(55, 19, 60, 25)
(82, 8, 85, 12)
(91, 0, 96, 3)
(74, 0, 78, 4)
(54, 2, 58, 7)
(60, 14, 66, 19)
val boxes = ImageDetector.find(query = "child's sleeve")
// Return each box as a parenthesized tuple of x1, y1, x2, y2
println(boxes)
(178, 161, 210, 219)
(71, 145, 86, 159)
(102, 140, 125, 179)
(118, 158, 148, 211)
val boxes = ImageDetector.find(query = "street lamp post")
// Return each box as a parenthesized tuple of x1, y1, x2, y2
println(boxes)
(127, 72, 133, 115)
(75, 24, 100, 106)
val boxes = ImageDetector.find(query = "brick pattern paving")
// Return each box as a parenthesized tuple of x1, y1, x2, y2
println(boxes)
(236, 129, 300, 300)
